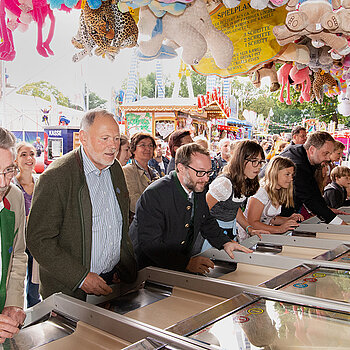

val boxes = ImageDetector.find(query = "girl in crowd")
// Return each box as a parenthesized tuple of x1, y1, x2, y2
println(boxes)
(205, 140, 269, 243)
(13, 142, 41, 307)
(117, 134, 131, 166)
(123, 132, 159, 216)
(238, 156, 303, 239)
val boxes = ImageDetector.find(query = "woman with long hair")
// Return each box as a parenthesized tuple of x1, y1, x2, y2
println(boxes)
(206, 140, 269, 243)
(13, 141, 41, 307)
(238, 156, 303, 239)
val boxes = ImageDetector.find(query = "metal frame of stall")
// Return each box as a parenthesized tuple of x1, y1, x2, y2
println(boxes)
(293, 214, 350, 234)
(23, 267, 350, 349)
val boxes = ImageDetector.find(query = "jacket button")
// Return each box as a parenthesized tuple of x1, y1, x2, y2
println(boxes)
(185, 223, 190, 228)
(186, 205, 191, 210)
(181, 241, 185, 245)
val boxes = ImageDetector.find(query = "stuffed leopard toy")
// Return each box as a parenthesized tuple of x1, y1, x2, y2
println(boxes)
(71, 0, 138, 62)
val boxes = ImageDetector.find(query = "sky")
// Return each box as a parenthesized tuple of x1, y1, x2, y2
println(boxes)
(5, 10, 181, 104)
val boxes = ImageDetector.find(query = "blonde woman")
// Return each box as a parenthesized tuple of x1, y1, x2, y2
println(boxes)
(238, 156, 304, 238)
(13, 142, 41, 307)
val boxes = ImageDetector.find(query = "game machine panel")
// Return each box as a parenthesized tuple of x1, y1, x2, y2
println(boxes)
(291, 214, 350, 242)
(197, 232, 350, 289)
(44, 126, 80, 167)
(18, 264, 350, 349)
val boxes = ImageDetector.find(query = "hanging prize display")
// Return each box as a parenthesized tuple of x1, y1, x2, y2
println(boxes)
(192, 0, 287, 77)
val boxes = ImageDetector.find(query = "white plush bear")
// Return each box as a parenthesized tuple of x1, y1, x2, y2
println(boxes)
(138, 0, 234, 69)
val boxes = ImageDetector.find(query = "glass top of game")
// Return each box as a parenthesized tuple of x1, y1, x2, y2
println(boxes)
(189, 297, 350, 349)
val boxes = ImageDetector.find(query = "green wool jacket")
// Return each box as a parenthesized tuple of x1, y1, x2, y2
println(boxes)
(27, 147, 137, 300)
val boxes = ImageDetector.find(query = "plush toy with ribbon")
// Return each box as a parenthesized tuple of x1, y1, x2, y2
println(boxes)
(138, 0, 233, 69)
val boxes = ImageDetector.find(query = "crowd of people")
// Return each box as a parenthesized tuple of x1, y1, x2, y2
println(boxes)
(0, 108, 349, 342)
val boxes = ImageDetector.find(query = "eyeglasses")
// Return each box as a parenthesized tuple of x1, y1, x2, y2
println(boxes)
(0, 167, 17, 180)
(186, 165, 214, 177)
(136, 144, 155, 149)
(245, 158, 266, 167)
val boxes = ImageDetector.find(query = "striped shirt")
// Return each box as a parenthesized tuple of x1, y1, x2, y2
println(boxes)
(82, 147, 122, 275)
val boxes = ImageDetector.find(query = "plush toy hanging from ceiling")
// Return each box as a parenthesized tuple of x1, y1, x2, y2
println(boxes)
(0, 0, 16, 60)
(3, 0, 56, 58)
(222, 0, 290, 11)
(71, 0, 138, 61)
(338, 81, 350, 116)
(29, 0, 56, 57)
(137, 0, 234, 69)
(248, 62, 280, 92)
(118, 0, 188, 17)
(273, 0, 350, 58)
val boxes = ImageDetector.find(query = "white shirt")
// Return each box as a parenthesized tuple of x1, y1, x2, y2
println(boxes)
(247, 187, 281, 225)
(208, 176, 246, 204)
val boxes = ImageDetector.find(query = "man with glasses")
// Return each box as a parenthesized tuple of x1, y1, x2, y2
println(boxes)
(27, 109, 137, 301)
(129, 143, 252, 274)
(0, 127, 27, 342)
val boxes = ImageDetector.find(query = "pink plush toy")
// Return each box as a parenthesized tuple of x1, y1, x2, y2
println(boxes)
(277, 62, 293, 104)
(0, 0, 16, 60)
(29, 0, 55, 57)
(290, 65, 311, 103)
(4, 0, 32, 32)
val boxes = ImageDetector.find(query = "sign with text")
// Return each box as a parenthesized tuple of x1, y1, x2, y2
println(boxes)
(193, 1, 287, 77)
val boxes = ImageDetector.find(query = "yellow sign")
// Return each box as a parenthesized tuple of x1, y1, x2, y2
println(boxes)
(193, 1, 287, 77)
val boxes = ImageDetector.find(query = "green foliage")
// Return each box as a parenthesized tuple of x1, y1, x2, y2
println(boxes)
(231, 76, 346, 134)
(179, 71, 206, 97)
(88, 91, 107, 109)
(17, 81, 69, 107)
(138, 72, 174, 98)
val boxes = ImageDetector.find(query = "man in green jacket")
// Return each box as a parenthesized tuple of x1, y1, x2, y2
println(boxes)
(27, 109, 137, 300)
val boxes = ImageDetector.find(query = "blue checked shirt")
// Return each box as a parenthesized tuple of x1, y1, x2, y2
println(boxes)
(82, 147, 123, 275)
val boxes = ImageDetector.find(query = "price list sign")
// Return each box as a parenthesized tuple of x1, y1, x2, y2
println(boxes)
(193, 1, 287, 77)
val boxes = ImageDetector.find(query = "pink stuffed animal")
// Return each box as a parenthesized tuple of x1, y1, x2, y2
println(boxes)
(29, 0, 55, 57)
(0, 0, 16, 60)
(277, 62, 293, 104)
(4, 0, 32, 32)
(290, 65, 311, 103)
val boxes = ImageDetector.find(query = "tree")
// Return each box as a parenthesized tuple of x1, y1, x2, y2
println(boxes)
(179, 71, 206, 97)
(88, 91, 107, 109)
(17, 80, 69, 106)
(231, 76, 347, 134)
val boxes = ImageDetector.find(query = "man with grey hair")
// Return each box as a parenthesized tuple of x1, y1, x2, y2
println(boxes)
(0, 127, 27, 342)
(212, 138, 231, 180)
(27, 109, 137, 301)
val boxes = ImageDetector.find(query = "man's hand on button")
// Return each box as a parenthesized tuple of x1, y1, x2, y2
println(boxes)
(223, 241, 253, 259)
(81, 272, 113, 296)
(186, 256, 214, 274)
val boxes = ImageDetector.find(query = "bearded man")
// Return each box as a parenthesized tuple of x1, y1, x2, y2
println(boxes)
(129, 143, 251, 274)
